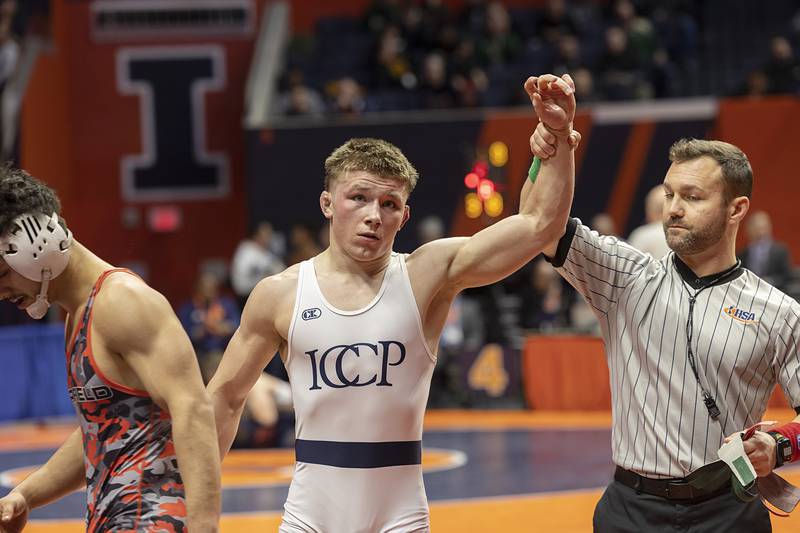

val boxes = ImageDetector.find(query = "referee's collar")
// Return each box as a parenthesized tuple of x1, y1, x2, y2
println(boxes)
(673, 255, 744, 290)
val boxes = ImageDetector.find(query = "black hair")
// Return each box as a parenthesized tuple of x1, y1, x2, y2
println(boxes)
(0, 165, 63, 236)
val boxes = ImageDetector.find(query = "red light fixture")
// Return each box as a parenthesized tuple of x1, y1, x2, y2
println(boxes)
(464, 172, 480, 189)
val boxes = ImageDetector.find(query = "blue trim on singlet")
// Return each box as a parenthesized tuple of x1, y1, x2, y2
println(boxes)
(294, 439, 422, 468)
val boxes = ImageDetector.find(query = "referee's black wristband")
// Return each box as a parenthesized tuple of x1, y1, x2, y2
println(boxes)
(769, 431, 793, 469)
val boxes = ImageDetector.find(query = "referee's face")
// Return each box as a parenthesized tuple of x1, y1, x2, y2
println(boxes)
(662, 157, 728, 256)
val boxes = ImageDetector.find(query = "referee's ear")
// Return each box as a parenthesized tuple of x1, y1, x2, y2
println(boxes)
(729, 196, 750, 224)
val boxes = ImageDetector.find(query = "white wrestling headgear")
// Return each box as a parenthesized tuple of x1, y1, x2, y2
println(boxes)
(0, 212, 72, 319)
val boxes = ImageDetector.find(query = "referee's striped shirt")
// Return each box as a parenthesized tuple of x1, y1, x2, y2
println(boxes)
(548, 218, 800, 479)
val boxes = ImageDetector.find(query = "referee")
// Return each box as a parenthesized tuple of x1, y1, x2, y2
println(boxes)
(528, 76, 800, 531)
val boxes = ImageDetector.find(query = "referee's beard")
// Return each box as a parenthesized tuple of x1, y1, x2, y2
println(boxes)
(663, 213, 727, 256)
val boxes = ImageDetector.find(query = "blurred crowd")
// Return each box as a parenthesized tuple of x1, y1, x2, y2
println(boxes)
(276, 0, 800, 117)
(735, 35, 800, 99)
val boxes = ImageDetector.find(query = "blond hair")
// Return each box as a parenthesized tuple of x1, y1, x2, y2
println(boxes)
(324, 138, 419, 193)
(668, 138, 752, 202)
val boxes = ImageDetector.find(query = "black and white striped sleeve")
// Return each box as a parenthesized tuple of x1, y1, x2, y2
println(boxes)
(545, 217, 652, 314)
(774, 299, 800, 412)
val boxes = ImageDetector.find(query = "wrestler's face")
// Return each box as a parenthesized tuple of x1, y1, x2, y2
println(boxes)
(0, 257, 39, 312)
(321, 171, 410, 261)
(662, 157, 732, 255)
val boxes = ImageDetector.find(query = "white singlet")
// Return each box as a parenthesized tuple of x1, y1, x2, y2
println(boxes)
(280, 253, 436, 533)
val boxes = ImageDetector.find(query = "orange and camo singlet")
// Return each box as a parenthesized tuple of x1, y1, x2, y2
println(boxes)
(66, 269, 186, 532)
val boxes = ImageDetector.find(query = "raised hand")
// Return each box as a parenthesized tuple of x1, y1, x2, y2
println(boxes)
(524, 73, 576, 136)
(530, 122, 582, 159)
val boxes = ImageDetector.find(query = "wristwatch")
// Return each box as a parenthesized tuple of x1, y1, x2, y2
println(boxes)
(768, 431, 793, 468)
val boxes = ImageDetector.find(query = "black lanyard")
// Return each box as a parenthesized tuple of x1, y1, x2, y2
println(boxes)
(677, 258, 742, 421)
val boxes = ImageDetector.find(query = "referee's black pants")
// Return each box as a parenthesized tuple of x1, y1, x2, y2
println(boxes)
(593, 480, 771, 532)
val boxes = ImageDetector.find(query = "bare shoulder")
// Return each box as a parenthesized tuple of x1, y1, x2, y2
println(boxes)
(247, 263, 300, 308)
(242, 263, 300, 336)
(90, 273, 174, 348)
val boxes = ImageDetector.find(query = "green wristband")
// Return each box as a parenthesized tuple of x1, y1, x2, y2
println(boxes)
(528, 157, 541, 184)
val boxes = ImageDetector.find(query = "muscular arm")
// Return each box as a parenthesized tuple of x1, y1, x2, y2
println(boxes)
(207, 275, 289, 456)
(0, 426, 85, 529)
(411, 75, 578, 292)
(98, 279, 221, 532)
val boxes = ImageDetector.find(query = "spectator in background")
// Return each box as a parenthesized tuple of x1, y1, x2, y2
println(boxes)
(434, 21, 461, 56)
(628, 184, 669, 258)
(416, 214, 445, 247)
(282, 85, 325, 117)
(401, 0, 451, 54)
(275, 69, 325, 117)
(363, 0, 403, 35)
(179, 271, 240, 383)
(419, 51, 457, 108)
(648, 46, 680, 98)
(568, 0, 603, 38)
(231, 221, 286, 308)
(551, 33, 584, 75)
(327, 77, 367, 115)
(650, 1, 699, 69)
(460, 0, 489, 37)
(597, 26, 643, 100)
(286, 222, 322, 265)
(451, 38, 489, 107)
(538, 0, 579, 45)
(739, 210, 793, 291)
(763, 36, 800, 95)
(590, 212, 617, 237)
(611, 0, 656, 66)
(420, 0, 451, 46)
(183, 272, 294, 450)
(572, 67, 600, 102)
(399, 2, 426, 53)
(740, 69, 770, 99)
(476, 2, 522, 66)
(452, 66, 488, 107)
(234, 372, 294, 448)
(451, 37, 480, 76)
(371, 25, 416, 89)
(518, 257, 570, 331)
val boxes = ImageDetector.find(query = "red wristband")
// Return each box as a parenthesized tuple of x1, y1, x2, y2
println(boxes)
(773, 421, 800, 463)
